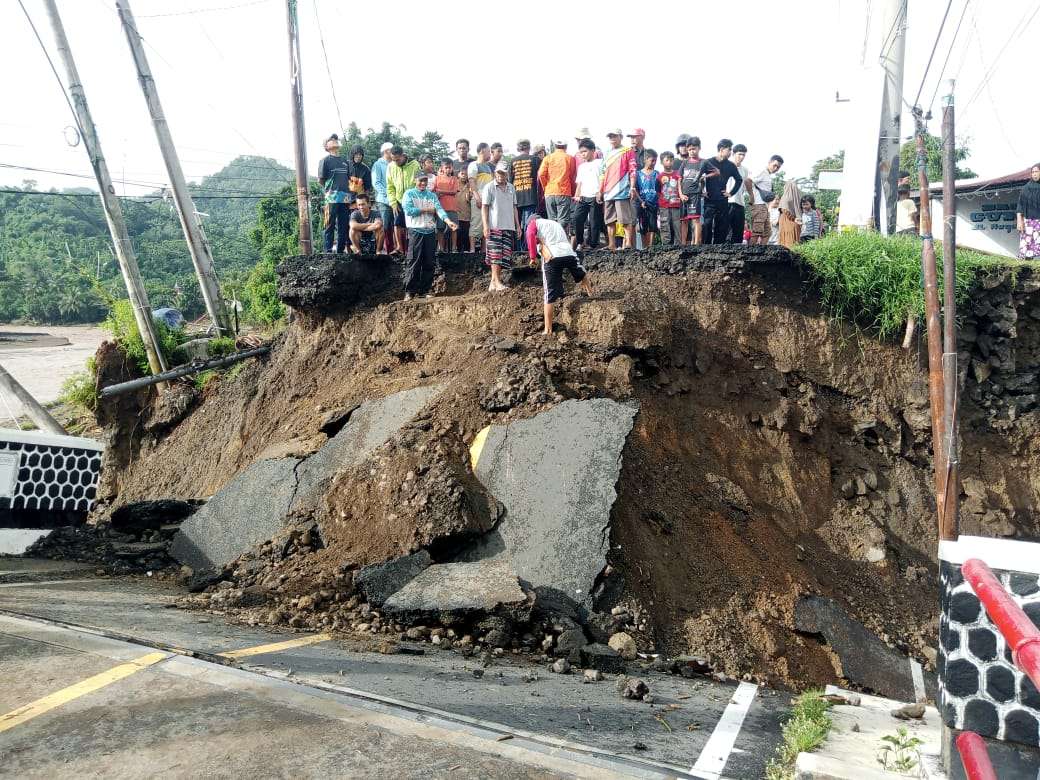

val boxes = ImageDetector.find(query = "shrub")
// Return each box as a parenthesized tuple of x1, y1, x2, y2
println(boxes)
(102, 299, 186, 374)
(242, 256, 285, 325)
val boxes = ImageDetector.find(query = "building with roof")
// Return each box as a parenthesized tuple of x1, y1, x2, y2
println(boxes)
(923, 167, 1033, 257)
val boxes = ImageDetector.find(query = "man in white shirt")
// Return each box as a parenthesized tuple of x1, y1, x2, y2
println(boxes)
(481, 161, 520, 292)
(572, 140, 603, 250)
(895, 188, 919, 235)
(525, 216, 592, 336)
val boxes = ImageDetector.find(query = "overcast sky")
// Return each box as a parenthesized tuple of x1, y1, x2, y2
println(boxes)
(0, 0, 1035, 197)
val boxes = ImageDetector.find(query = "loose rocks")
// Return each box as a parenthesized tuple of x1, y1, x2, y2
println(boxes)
(608, 631, 638, 660)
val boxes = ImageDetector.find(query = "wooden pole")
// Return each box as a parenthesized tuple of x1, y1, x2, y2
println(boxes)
(0, 363, 67, 436)
(940, 81, 959, 540)
(41, 0, 167, 377)
(914, 109, 948, 536)
(115, 0, 232, 336)
(285, 0, 313, 254)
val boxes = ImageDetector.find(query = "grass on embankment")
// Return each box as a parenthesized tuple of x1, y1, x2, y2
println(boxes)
(793, 232, 1033, 340)
(765, 689, 833, 780)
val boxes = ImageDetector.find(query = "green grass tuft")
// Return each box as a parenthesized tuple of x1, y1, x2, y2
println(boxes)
(57, 357, 99, 413)
(765, 689, 833, 780)
(793, 232, 1033, 340)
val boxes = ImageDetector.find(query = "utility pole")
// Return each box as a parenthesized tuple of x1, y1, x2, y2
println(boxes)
(285, 0, 313, 254)
(116, 0, 232, 336)
(0, 363, 67, 436)
(914, 108, 948, 538)
(878, 0, 907, 235)
(940, 79, 959, 541)
(40, 0, 167, 377)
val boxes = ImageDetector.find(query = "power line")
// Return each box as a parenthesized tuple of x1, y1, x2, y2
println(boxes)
(913, 0, 955, 108)
(15, 0, 87, 143)
(0, 189, 274, 200)
(312, 0, 344, 131)
(136, 0, 271, 18)
(925, 0, 970, 111)
(961, 3, 1040, 116)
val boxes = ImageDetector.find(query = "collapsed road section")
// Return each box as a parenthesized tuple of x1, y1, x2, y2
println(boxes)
(23, 245, 1040, 699)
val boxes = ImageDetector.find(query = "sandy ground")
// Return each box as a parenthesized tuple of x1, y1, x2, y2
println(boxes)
(0, 325, 106, 423)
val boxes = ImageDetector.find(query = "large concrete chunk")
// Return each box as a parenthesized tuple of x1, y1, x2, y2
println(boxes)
(355, 550, 432, 606)
(170, 385, 445, 574)
(292, 384, 444, 514)
(382, 560, 529, 621)
(170, 458, 299, 573)
(795, 596, 934, 701)
(463, 398, 638, 615)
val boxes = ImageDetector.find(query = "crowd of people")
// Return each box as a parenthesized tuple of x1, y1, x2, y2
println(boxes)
(315, 129, 828, 322)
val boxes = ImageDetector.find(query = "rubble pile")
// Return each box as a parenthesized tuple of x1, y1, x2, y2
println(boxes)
(86, 246, 1040, 693)
(25, 499, 198, 573)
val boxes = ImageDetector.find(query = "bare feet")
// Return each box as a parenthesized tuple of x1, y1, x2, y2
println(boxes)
(403, 293, 413, 301)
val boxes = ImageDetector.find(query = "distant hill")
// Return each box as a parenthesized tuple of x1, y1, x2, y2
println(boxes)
(0, 155, 292, 324)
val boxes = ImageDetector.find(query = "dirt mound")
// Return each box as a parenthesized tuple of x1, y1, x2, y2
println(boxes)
(93, 247, 1040, 691)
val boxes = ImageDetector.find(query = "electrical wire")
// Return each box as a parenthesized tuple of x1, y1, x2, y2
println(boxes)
(15, 0, 88, 143)
(926, 0, 970, 111)
(961, 3, 1040, 115)
(312, 0, 344, 132)
(91, 0, 293, 185)
(136, 0, 271, 19)
(913, 0, 955, 108)
(0, 189, 273, 200)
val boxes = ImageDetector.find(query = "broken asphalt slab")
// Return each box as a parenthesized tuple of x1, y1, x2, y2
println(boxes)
(169, 386, 445, 574)
(794, 595, 936, 702)
(291, 384, 445, 514)
(382, 560, 530, 622)
(170, 458, 300, 573)
(461, 398, 639, 617)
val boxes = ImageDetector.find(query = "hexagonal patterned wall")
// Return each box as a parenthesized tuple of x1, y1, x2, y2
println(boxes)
(938, 559, 1040, 747)
(0, 432, 103, 513)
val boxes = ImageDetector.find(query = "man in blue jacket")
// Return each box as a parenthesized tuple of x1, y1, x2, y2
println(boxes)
(402, 174, 457, 301)
(371, 142, 395, 254)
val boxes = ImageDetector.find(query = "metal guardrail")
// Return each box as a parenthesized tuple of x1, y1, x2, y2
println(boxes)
(955, 731, 998, 780)
(962, 558, 1040, 690)
(954, 557, 1040, 779)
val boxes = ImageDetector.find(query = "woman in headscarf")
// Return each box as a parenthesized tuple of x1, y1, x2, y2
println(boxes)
(1016, 163, 1040, 259)
(777, 178, 803, 248)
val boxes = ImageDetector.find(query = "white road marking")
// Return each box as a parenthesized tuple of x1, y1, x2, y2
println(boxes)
(0, 579, 95, 588)
(690, 681, 758, 778)
(910, 658, 926, 703)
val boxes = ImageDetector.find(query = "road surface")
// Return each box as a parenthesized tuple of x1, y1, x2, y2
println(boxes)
(0, 560, 789, 778)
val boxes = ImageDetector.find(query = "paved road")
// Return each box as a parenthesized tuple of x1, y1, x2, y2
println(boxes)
(0, 561, 789, 778)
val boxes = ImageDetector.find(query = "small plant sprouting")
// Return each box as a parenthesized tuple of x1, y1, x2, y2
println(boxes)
(876, 726, 924, 774)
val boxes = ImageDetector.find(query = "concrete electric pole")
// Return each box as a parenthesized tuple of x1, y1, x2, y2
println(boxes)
(285, 0, 313, 254)
(115, 0, 233, 336)
(40, 0, 167, 377)
(877, 0, 908, 235)
(0, 363, 67, 436)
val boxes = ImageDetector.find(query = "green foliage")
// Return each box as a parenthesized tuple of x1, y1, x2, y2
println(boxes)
(58, 357, 98, 413)
(207, 336, 237, 358)
(765, 690, 833, 780)
(793, 231, 1007, 339)
(102, 299, 187, 374)
(877, 727, 924, 774)
(194, 369, 219, 391)
(0, 156, 292, 324)
(338, 121, 449, 165)
(899, 132, 976, 183)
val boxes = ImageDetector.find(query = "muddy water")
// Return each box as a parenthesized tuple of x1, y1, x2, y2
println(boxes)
(0, 325, 105, 423)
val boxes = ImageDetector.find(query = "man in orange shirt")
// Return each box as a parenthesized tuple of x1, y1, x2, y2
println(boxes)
(537, 139, 577, 236)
